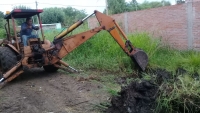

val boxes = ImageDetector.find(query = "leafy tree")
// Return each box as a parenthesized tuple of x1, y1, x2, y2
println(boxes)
(107, 0, 128, 14)
(0, 11, 6, 37)
(107, 0, 171, 14)
(0, 11, 4, 18)
(41, 7, 65, 24)
(136, 0, 171, 10)
(176, 0, 185, 4)
(127, 0, 139, 11)
(140, 1, 160, 9)
(62, 7, 87, 26)
(0, 11, 5, 29)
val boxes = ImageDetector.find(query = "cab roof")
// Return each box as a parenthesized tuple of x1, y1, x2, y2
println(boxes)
(4, 9, 43, 19)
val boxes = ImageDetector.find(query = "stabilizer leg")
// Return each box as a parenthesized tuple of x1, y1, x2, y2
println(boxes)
(54, 60, 80, 73)
(0, 70, 24, 89)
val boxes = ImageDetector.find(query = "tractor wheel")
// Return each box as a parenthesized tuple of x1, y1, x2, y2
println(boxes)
(0, 47, 18, 74)
(43, 65, 59, 72)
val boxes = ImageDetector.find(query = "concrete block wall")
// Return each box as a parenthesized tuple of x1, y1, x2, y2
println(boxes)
(88, 1, 200, 50)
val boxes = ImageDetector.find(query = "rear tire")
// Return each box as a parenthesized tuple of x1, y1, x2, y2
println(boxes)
(0, 47, 18, 77)
(43, 65, 59, 72)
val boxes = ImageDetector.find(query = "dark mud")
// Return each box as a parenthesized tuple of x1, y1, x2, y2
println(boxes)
(106, 80, 158, 113)
(106, 67, 200, 113)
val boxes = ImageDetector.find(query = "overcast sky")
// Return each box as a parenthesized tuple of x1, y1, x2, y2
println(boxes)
(0, 0, 176, 14)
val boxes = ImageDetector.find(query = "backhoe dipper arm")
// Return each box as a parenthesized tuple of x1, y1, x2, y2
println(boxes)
(52, 10, 148, 71)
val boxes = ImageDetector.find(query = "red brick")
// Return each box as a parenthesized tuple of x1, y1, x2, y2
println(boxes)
(88, 1, 200, 50)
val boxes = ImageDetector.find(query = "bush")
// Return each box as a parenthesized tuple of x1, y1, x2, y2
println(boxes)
(41, 7, 65, 24)
(0, 28, 6, 38)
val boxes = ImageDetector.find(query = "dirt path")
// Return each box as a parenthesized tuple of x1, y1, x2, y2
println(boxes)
(0, 69, 108, 113)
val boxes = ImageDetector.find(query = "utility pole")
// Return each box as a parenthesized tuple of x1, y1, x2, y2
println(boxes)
(35, 0, 39, 25)
(133, 0, 138, 11)
(35, 1, 38, 9)
(105, 0, 108, 15)
(162, 0, 165, 6)
(35, 1, 39, 34)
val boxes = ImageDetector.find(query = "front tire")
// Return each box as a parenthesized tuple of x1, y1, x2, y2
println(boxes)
(0, 47, 18, 77)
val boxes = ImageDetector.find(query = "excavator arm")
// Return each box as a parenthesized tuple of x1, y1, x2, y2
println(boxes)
(52, 10, 148, 71)
(0, 10, 148, 89)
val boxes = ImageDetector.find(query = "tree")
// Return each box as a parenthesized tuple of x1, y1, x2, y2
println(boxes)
(0, 11, 5, 28)
(0, 11, 4, 18)
(41, 7, 65, 24)
(127, 0, 139, 11)
(62, 7, 87, 26)
(107, 0, 171, 14)
(107, 0, 128, 14)
(0, 11, 6, 37)
(176, 0, 185, 4)
(139, 1, 171, 10)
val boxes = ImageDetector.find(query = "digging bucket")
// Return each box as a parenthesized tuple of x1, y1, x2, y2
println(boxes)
(130, 48, 148, 71)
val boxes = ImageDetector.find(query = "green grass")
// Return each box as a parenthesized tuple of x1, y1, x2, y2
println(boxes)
(155, 75, 200, 113)
(0, 28, 6, 38)
(43, 27, 200, 74)
(43, 25, 200, 113)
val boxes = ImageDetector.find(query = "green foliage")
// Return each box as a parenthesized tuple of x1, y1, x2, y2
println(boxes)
(0, 11, 5, 29)
(139, 1, 171, 10)
(0, 11, 6, 38)
(0, 18, 5, 29)
(62, 7, 87, 26)
(156, 75, 200, 113)
(176, 0, 185, 4)
(108, 0, 171, 14)
(0, 28, 6, 38)
(0, 11, 4, 18)
(63, 32, 134, 72)
(44, 29, 200, 74)
(41, 7, 65, 24)
(40, 7, 86, 25)
(106, 88, 119, 96)
(126, 0, 139, 11)
(107, 0, 128, 14)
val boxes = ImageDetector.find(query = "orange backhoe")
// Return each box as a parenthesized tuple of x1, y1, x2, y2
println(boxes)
(0, 9, 148, 88)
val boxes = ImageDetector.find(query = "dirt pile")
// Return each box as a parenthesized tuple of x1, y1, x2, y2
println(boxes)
(106, 80, 158, 113)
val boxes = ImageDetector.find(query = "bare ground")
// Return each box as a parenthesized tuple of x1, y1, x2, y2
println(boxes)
(0, 68, 109, 113)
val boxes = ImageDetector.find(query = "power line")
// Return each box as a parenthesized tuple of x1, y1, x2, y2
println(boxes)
(0, 2, 105, 8)
(35, 1, 38, 9)
(38, 2, 105, 7)
(0, 3, 34, 5)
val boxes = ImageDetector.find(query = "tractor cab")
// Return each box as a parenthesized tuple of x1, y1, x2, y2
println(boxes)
(3, 9, 46, 51)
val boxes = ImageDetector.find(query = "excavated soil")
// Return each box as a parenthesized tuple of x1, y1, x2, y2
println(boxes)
(106, 68, 200, 113)
(106, 68, 173, 113)
(0, 68, 108, 113)
(106, 80, 158, 113)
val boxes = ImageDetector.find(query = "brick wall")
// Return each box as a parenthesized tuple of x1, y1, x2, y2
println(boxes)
(88, 1, 200, 50)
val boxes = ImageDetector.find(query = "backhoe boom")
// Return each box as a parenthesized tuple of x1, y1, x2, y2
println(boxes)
(53, 10, 148, 71)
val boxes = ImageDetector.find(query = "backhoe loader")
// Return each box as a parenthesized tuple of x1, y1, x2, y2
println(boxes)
(0, 9, 148, 88)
